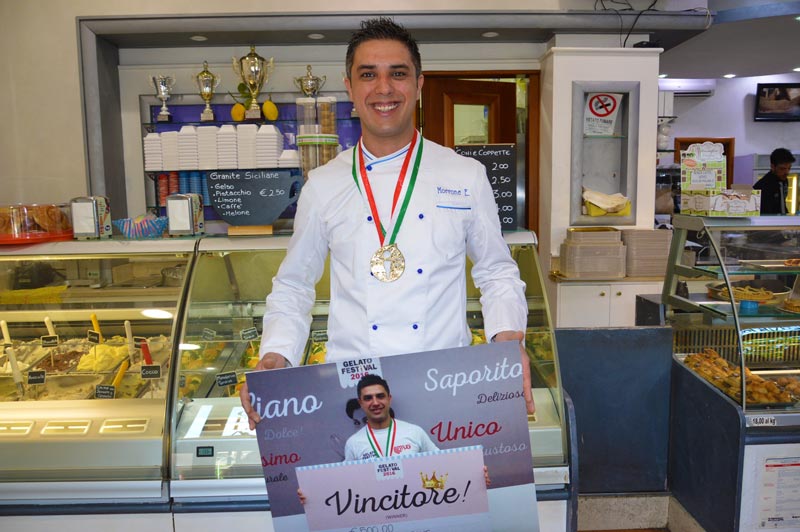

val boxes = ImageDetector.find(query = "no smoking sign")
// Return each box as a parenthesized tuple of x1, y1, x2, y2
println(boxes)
(588, 93, 618, 117)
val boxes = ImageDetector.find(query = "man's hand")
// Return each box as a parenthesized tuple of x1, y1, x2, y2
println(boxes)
(494, 330, 536, 415)
(239, 352, 287, 430)
(484, 465, 491, 488)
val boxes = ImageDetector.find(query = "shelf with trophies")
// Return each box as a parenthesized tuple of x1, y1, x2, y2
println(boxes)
(140, 47, 361, 234)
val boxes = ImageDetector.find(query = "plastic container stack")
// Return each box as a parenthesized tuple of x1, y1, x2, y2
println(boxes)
(296, 96, 339, 179)
(622, 229, 673, 277)
(559, 228, 625, 279)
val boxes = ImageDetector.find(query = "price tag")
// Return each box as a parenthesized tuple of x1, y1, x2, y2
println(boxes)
(240, 327, 259, 341)
(215, 371, 238, 387)
(749, 415, 777, 427)
(202, 328, 217, 341)
(40, 335, 59, 347)
(95, 384, 115, 399)
(141, 365, 162, 380)
(27, 370, 46, 385)
(87, 330, 101, 344)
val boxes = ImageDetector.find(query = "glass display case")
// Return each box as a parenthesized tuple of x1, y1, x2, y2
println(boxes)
(0, 239, 193, 505)
(663, 215, 800, 532)
(663, 214, 800, 416)
(169, 232, 571, 511)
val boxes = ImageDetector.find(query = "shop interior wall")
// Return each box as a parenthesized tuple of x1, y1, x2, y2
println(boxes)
(119, 43, 542, 215)
(666, 73, 800, 171)
(1, 0, 705, 207)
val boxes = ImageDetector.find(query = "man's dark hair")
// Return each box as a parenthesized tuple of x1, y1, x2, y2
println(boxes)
(357, 374, 390, 398)
(345, 17, 421, 79)
(771, 148, 796, 166)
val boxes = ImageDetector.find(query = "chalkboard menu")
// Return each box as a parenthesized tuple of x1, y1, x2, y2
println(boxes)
(454, 144, 517, 231)
(206, 169, 303, 226)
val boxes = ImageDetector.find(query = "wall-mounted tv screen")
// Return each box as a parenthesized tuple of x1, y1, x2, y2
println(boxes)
(754, 83, 800, 121)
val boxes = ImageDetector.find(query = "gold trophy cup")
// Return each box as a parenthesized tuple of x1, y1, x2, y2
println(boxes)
(151, 75, 176, 122)
(294, 65, 326, 98)
(232, 46, 274, 120)
(195, 61, 221, 122)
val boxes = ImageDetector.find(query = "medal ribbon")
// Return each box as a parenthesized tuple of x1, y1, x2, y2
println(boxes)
(367, 418, 396, 457)
(351, 131, 424, 246)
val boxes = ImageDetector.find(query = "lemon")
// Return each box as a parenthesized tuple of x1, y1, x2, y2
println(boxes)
(262, 100, 279, 121)
(231, 103, 246, 122)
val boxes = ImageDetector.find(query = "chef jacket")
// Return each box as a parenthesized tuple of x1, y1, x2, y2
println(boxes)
(259, 135, 527, 366)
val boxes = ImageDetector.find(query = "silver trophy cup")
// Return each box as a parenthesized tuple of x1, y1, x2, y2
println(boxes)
(151, 75, 176, 122)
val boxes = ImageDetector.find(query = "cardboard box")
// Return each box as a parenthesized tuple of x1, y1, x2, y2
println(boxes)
(682, 189, 761, 216)
(680, 145, 726, 191)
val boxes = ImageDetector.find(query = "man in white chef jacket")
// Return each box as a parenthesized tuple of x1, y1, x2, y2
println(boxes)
(241, 17, 533, 428)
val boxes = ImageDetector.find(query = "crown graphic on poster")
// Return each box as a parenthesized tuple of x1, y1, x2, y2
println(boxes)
(420, 471, 448, 490)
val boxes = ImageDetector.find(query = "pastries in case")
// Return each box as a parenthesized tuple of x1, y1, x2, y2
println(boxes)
(0, 203, 73, 243)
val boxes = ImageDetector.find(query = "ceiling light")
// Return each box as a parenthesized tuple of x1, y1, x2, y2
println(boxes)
(723, 74, 736, 79)
(794, 67, 800, 72)
(307, 33, 325, 40)
(482, 31, 499, 38)
(658, 74, 668, 79)
(190, 35, 208, 42)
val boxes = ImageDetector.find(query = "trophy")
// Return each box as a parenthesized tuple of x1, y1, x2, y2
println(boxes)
(232, 46, 274, 120)
(195, 61, 221, 122)
(151, 75, 176, 122)
(294, 65, 326, 98)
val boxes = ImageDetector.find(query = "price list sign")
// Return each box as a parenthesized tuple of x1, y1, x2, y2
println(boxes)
(454, 144, 517, 231)
(206, 169, 302, 226)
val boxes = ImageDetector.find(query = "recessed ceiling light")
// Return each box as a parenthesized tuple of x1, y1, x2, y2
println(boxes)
(794, 67, 800, 72)
(190, 35, 208, 42)
(482, 31, 500, 38)
(658, 74, 668, 78)
(307, 33, 325, 40)
(723, 74, 736, 79)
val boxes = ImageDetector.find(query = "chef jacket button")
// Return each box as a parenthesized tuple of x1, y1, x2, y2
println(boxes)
(367, 215, 373, 222)
(417, 268, 423, 274)
(418, 213, 424, 219)
(412, 324, 419, 330)
(366, 165, 373, 171)
(372, 324, 378, 331)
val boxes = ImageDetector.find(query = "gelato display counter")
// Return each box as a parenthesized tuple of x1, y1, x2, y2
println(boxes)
(0, 233, 576, 531)
(0, 239, 194, 530)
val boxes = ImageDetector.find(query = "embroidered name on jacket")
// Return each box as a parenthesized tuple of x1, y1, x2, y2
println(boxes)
(436, 186, 472, 210)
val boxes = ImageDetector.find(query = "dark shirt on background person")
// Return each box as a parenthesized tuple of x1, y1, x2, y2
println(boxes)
(753, 148, 795, 215)
(753, 171, 788, 215)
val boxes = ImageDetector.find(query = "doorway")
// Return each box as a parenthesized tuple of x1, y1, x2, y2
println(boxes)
(420, 71, 540, 234)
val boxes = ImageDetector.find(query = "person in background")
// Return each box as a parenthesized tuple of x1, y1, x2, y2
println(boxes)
(754, 148, 795, 215)
(241, 17, 534, 428)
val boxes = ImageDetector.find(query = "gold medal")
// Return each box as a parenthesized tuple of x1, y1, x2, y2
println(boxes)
(371, 243, 405, 283)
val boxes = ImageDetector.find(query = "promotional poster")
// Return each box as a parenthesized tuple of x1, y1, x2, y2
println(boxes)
(245, 342, 539, 531)
(297, 446, 490, 531)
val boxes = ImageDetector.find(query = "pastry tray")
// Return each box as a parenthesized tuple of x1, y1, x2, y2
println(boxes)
(738, 259, 800, 271)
